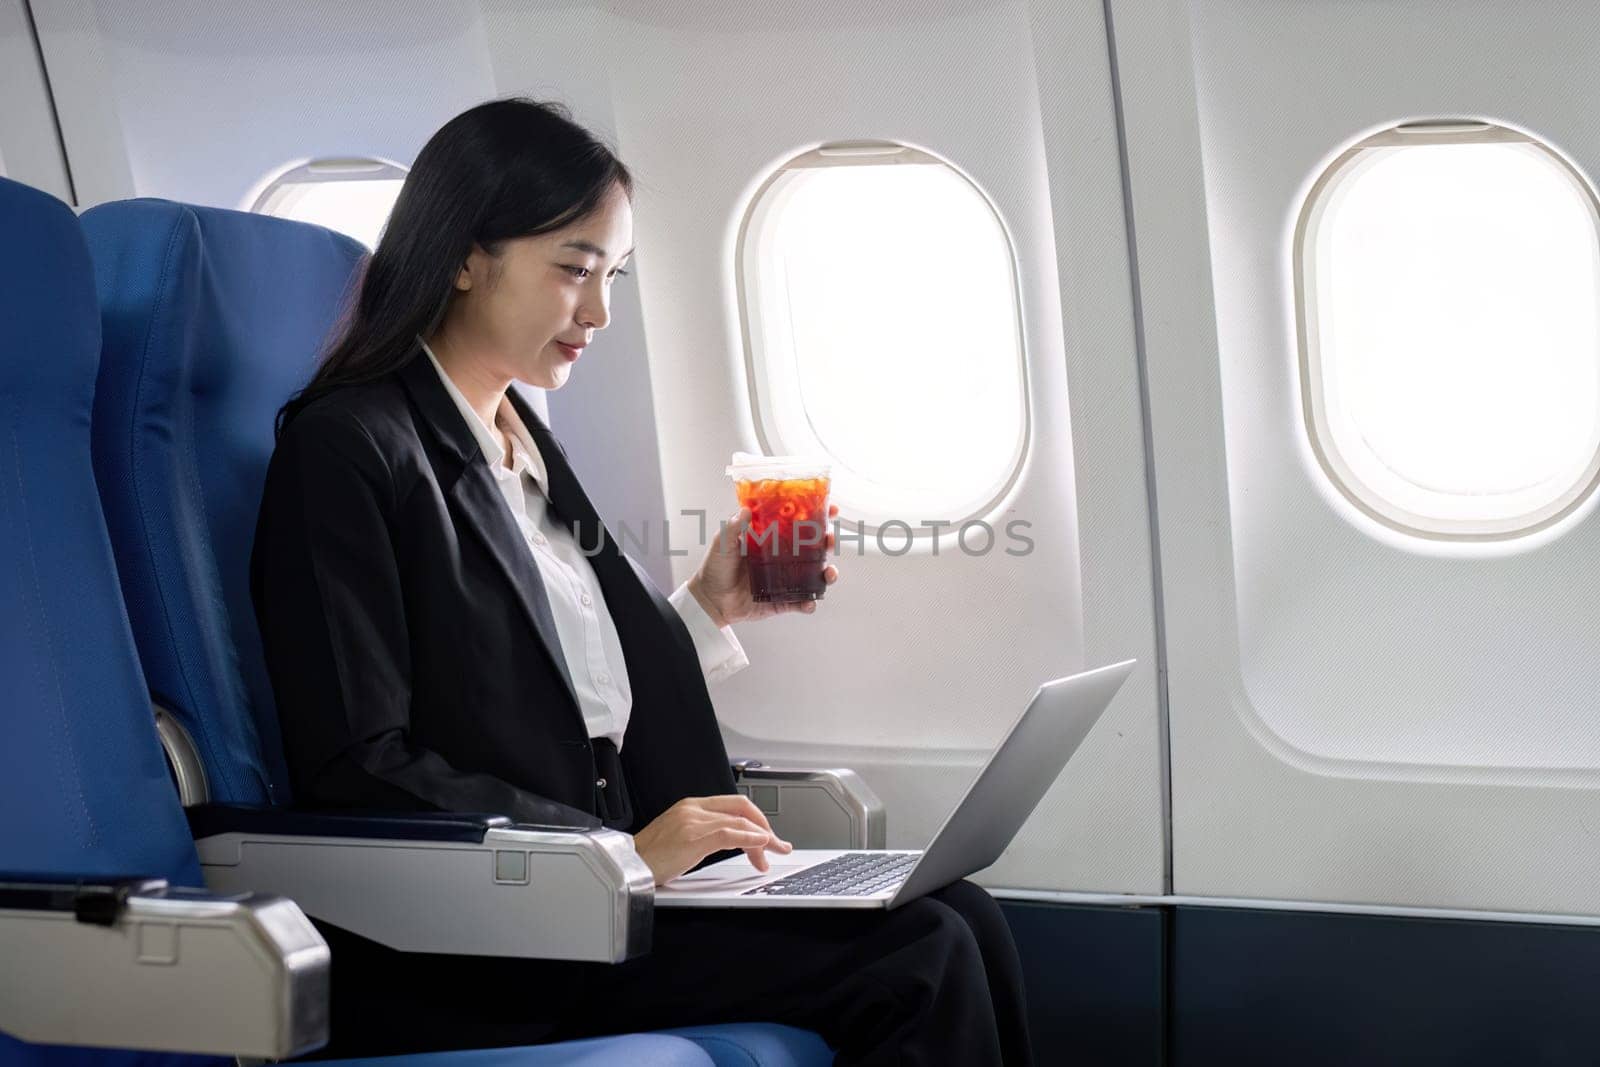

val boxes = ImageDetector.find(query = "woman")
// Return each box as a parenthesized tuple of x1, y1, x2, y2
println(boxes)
(251, 97, 1032, 1066)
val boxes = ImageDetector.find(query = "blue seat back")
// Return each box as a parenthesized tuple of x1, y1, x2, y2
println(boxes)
(82, 200, 365, 805)
(0, 177, 201, 887)
(0, 177, 215, 1067)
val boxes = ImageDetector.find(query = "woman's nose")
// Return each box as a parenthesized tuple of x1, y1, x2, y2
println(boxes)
(578, 290, 611, 331)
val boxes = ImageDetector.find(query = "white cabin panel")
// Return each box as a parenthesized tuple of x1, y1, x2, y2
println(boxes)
(1116, 0, 1600, 913)
(0, 0, 73, 201)
(576, 0, 1164, 893)
(30, 0, 497, 209)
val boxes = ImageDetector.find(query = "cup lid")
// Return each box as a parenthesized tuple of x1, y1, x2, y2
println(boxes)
(725, 451, 831, 480)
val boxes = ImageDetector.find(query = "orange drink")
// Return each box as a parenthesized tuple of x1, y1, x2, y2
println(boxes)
(726, 454, 832, 603)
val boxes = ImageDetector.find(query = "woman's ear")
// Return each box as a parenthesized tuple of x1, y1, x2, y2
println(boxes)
(454, 250, 477, 292)
(456, 242, 494, 292)
(457, 243, 504, 292)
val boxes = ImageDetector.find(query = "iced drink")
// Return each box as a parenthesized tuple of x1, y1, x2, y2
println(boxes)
(726, 453, 831, 604)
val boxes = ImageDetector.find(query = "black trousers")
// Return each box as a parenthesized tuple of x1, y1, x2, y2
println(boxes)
(304, 879, 1032, 1066)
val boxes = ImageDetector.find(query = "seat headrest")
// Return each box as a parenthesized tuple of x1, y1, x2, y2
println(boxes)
(0, 177, 99, 401)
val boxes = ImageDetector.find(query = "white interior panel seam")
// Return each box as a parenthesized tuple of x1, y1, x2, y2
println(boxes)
(1101, 0, 1174, 898)
(0, 0, 75, 201)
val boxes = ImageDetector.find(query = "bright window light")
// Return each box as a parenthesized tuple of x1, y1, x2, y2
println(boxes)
(1297, 123, 1600, 539)
(738, 143, 1028, 530)
(251, 159, 407, 250)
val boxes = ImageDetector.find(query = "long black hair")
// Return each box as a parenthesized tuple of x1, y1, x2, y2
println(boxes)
(276, 97, 634, 436)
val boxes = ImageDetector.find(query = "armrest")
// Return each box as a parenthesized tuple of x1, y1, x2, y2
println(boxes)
(191, 806, 653, 963)
(186, 803, 515, 842)
(0, 874, 327, 1059)
(730, 761, 886, 849)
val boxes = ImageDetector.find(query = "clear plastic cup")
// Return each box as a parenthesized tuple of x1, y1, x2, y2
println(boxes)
(726, 452, 832, 604)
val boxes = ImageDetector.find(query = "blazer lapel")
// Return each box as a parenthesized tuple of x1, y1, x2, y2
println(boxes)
(396, 356, 581, 714)
(505, 389, 606, 547)
(506, 390, 740, 821)
(504, 388, 672, 648)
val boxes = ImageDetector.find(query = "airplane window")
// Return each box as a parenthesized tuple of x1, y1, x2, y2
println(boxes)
(250, 158, 408, 250)
(737, 142, 1028, 533)
(1296, 122, 1600, 540)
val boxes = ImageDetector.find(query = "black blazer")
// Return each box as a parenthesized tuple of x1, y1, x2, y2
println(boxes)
(250, 352, 738, 832)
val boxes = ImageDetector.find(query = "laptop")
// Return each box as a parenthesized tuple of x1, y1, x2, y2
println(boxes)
(655, 658, 1136, 910)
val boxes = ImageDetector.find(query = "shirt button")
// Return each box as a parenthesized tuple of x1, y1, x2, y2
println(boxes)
(580, 592, 593, 607)
(597, 673, 611, 687)
(533, 533, 547, 547)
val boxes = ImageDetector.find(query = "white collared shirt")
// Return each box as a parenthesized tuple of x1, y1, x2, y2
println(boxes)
(420, 341, 748, 750)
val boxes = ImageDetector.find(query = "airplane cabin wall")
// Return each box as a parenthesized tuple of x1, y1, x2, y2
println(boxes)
(15, 0, 1171, 896)
(31, 0, 1600, 915)
(477, 0, 671, 589)
(29, 0, 496, 208)
(0, 0, 72, 201)
(1115, 0, 1600, 914)
(26, 0, 688, 529)
(482, 0, 1165, 894)
(584, 0, 1163, 893)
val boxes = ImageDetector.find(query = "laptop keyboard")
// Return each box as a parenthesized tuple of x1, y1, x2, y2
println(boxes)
(742, 852, 919, 897)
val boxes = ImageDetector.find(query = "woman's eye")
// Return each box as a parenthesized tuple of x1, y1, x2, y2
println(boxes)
(564, 265, 629, 280)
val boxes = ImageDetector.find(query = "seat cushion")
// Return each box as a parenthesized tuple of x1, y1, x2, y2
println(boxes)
(661, 1024, 834, 1067)
(321, 1033, 716, 1067)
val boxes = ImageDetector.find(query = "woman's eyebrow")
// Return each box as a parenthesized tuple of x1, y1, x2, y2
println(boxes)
(560, 239, 635, 259)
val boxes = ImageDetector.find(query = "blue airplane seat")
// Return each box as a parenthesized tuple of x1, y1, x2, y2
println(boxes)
(78, 199, 834, 1067)
(0, 173, 226, 1067)
(657, 1025, 834, 1067)
(0, 175, 712, 1067)
(332, 1039, 717, 1067)
(82, 199, 358, 807)
(0, 174, 719, 1067)
(4, 1037, 716, 1067)
(0, 178, 204, 890)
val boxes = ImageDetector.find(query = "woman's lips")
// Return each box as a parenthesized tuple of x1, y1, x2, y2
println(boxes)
(556, 341, 584, 361)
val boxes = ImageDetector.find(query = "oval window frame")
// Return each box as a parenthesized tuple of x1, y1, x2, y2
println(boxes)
(249, 157, 409, 250)
(1293, 121, 1600, 542)
(734, 140, 1032, 537)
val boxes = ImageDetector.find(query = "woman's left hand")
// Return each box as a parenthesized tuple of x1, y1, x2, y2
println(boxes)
(688, 504, 840, 627)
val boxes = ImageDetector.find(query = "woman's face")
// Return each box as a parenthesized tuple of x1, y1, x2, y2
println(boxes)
(449, 181, 634, 390)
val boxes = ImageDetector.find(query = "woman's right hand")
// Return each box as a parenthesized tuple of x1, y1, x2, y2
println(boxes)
(632, 794, 793, 886)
